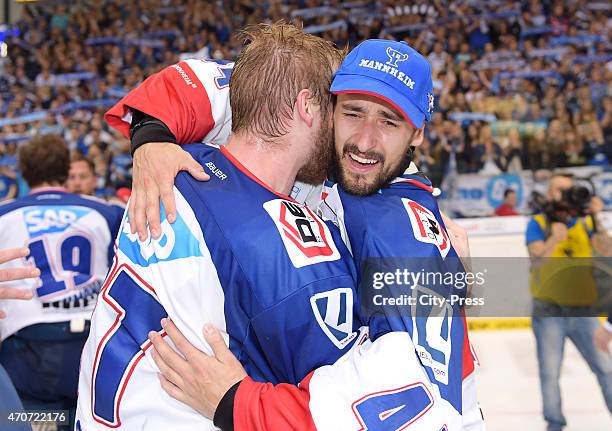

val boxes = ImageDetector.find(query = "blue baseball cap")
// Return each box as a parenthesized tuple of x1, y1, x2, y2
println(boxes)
(330, 39, 434, 129)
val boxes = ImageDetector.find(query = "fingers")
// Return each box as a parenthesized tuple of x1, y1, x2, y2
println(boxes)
(128, 195, 137, 234)
(202, 324, 232, 364)
(0, 268, 40, 283)
(132, 186, 149, 242)
(182, 155, 209, 182)
(161, 318, 202, 362)
(144, 178, 162, 240)
(0, 247, 30, 265)
(158, 180, 177, 225)
(0, 286, 35, 300)
(158, 373, 189, 405)
(151, 344, 185, 389)
(148, 330, 191, 378)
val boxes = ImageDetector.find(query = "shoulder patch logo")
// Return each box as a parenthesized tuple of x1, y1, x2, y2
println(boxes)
(402, 198, 450, 259)
(310, 288, 356, 349)
(263, 199, 340, 268)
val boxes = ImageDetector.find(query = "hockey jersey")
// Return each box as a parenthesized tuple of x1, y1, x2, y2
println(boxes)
(75, 144, 365, 430)
(0, 189, 123, 340)
(103, 59, 482, 430)
(230, 175, 478, 431)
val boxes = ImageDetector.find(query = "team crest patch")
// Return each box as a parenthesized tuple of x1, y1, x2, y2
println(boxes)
(402, 198, 450, 259)
(263, 199, 340, 268)
(310, 288, 356, 349)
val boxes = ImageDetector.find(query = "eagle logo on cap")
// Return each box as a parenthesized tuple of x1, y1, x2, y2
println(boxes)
(385, 47, 409, 68)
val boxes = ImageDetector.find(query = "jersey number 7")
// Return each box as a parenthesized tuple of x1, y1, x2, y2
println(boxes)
(91, 265, 167, 427)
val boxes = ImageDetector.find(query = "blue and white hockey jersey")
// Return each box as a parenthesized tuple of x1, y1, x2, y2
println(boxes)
(0, 189, 123, 340)
(303, 174, 470, 431)
(76, 144, 365, 430)
(231, 174, 481, 431)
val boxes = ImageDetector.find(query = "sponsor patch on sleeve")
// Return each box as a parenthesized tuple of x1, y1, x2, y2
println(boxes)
(263, 199, 340, 268)
(402, 198, 450, 259)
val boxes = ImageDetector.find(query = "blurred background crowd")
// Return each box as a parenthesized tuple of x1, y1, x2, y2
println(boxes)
(0, 0, 610, 213)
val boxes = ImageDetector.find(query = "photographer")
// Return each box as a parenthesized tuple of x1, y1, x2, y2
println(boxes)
(525, 173, 612, 431)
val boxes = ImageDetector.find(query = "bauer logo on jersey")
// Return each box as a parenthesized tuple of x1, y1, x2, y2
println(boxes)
(24, 206, 91, 236)
(263, 199, 340, 268)
(310, 288, 357, 349)
(118, 206, 202, 267)
(402, 198, 450, 259)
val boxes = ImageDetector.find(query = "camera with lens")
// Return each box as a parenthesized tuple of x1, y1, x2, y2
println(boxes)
(545, 186, 592, 224)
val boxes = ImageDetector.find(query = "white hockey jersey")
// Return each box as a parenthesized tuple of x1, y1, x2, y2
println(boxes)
(0, 188, 123, 340)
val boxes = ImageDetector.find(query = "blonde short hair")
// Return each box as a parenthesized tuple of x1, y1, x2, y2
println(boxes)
(230, 22, 343, 140)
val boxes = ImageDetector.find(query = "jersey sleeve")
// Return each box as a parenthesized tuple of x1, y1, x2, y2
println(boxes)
(234, 332, 457, 431)
(104, 59, 233, 145)
(525, 217, 546, 245)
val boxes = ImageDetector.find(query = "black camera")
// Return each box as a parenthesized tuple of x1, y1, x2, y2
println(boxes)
(545, 186, 592, 224)
(529, 186, 593, 224)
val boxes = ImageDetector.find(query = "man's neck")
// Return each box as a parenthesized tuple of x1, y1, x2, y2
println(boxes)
(30, 182, 65, 193)
(224, 134, 302, 196)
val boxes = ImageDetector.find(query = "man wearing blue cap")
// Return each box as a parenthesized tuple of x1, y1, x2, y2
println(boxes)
(126, 36, 483, 431)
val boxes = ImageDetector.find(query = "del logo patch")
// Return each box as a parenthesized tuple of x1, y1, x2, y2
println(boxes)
(310, 288, 356, 349)
(263, 199, 340, 268)
(402, 198, 450, 259)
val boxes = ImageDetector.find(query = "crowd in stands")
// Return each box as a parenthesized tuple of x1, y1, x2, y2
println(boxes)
(0, 0, 610, 200)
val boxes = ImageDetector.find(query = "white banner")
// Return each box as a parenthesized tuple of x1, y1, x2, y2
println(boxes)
(442, 170, 612, 217)
(442, 173, 533, 217)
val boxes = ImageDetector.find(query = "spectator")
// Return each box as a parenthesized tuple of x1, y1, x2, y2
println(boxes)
(494, 189, 519, 216)
(66, 153, 97, 196)
(474, 125, 503, 174)
(0, 0, 609, 211)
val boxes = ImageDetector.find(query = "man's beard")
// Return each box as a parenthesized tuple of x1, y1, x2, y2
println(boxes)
(295, 121, 334, 185)
(331, 143, 411, 196)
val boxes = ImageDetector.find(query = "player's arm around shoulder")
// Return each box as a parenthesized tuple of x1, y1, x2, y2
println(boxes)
(105, 58, 235, 243)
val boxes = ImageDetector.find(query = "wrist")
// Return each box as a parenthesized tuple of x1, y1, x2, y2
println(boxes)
(129, 109, 177, 156)
(213, 379, 242, 431)
(131, 124, 177, 156)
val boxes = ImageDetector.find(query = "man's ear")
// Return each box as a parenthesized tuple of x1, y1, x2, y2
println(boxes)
(410, 125, 425, 147)
(295, 89, 314, 128)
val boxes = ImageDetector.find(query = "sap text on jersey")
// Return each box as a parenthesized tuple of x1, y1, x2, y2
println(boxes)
(24, 208, 84, 234)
